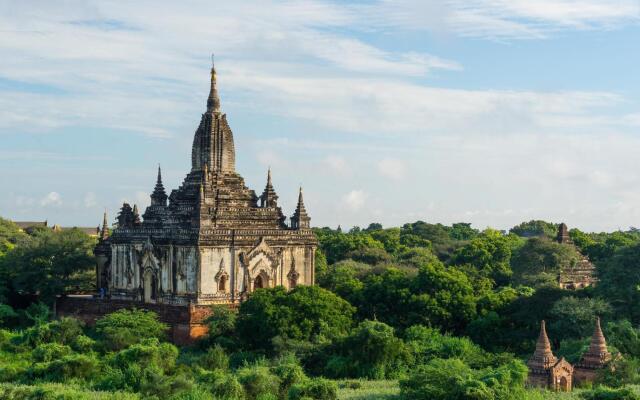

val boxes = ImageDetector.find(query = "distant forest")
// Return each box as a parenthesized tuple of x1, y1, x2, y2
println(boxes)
(1, 217, 640, 399)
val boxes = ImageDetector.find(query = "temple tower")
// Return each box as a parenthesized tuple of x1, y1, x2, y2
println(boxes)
(574, 318, 612, 385)
(527, 320, 573, 391)
(75, 59, 317, 344)
(556, 223, 596, 290)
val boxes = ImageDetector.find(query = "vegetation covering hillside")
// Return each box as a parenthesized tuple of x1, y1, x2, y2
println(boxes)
(2, 217, 640, 399)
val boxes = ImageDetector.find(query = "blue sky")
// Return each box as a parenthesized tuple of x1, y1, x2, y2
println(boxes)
(1, 0, 640, 232)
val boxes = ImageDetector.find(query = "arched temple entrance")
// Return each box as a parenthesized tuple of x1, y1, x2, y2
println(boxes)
(559, 377, 569, 392)
(143, 269, 157, 303)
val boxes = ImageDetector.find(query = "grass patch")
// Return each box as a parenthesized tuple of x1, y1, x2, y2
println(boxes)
(337, 380, 400, 400)
(0, 383, 140, 399)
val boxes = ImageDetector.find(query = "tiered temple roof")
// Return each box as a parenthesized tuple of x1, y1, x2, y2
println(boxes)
(107, 59, 314, 245)
(528, 320, 558, 372)
(556, 223, 596, 289)
(577, 318, 612, 369)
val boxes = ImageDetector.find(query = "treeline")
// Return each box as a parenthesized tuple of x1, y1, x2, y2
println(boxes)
(3, 217, 640, 399)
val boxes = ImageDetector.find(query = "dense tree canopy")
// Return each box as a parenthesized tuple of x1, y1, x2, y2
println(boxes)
(0, 227, 95, 304)
(236, 285, 355, 352)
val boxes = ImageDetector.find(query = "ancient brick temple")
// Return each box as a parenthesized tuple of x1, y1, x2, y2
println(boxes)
(527, 320, 574, 391)
(58, 61, 317, 343)
(527, 319, 612, 391)
(556, 223, 596, 290)
(573, 317, 612, 385)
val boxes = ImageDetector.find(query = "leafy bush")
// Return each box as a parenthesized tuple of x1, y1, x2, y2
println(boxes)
(236, 286, 354, 353)
(95, 309, 168, 351)
(31, 343, 72, 362)
(237, 364, 281, 400)
(325, 320, 411, 379)
(20, 317, 83, 347)
(0, 382, 140, 399)
(197, 345, 229, 371)
(597, 357, 640, 388)
(288, 378, 337, 400)
(0, 305, 17, 328)
(29, 353, 100, 382)
(582, 386, 640, 400)
(205, 371, 245, 400)
(205, 306, 237, 349)
(399, 358, 528, 400)
(271, 355, 307, 397)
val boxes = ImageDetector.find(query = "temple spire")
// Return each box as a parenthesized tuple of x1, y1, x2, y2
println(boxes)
(291, 187, 311, 229)
(557, 222, 572, 244)
(150, 165, 168, 206)
(207, 54, 221, 113)
(578, 317, 611, 366)
(260, 167, 279, 208)
(132, 204, 141, 226)
(99, 211, 109, 240)
(527, 320, 557, 371)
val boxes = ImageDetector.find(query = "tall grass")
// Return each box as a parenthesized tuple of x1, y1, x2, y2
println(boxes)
(337, 380, 400, 400)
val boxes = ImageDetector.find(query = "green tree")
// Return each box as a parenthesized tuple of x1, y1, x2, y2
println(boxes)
(315, 230, 385, 264)
(236, 286, 355, 352)
(0, 228, 95, 303)
(95, 309, 168, 351)
(548, 296, 612, 341)
(449, 223, 479, 241)
(411, 261, 477, 332)
(511, 237, 580, 288)
(451, 229, 514, 285)
(0, 218, 27, 258)
(509, 220, 557, 238)
(326, 320, 411, 379)
(597, 244, 640, 323)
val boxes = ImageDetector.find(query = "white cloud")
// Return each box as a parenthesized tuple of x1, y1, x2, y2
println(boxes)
(378, 158, 407, 180)
(359, 0, 640, 39)
(84, 192, 97, 208)
(343, 190, 367, 211)
(324, 155, 350, 174)
(256, 150, 288, 169)
(40, 191, 62, 206)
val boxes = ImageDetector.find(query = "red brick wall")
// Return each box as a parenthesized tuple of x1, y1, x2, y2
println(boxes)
(56, 297, 231, 345)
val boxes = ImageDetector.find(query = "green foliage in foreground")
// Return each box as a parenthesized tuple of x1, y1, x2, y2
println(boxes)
(0, 383, 140, 399)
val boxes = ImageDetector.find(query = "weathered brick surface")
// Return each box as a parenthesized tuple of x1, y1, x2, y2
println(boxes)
(56, 296, 227, 344)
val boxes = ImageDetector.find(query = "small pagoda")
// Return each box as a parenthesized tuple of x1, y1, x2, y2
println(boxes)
(527, 320, 574, 391)
(574, 318, 612, 385)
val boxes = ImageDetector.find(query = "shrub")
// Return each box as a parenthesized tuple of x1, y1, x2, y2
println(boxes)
(597, 357, 640, 387)
(95, 309, 167, 351)
(20, 317, 83, 347)
(112, 338, 178, 374)
(582, 386, 640, 400)
(399, 358, 528, 400)
(208, 371, 245, 400)
(237, 364, 280, 400)
(271, 355, 307, 397)
(0, 305, 17, 328)
(198, 345, 229, 371)
(72, 334, 97, 353)
(236, 286, 354, 353)
(288, 378, 337, 400)
(36, 354, 99, 382)
(325, 320, 411, 379)
(31, 343, 72, 362)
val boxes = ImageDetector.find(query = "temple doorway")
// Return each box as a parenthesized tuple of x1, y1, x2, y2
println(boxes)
(143, 269, 157, 303)
(559, 376, 569, 392)
(254, 275, 264, 290)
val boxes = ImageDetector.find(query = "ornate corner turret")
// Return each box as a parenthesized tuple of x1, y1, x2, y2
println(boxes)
(150, 165, 168, 207)
(260, 168, 279, 208)
(290, 187, 311, 229)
